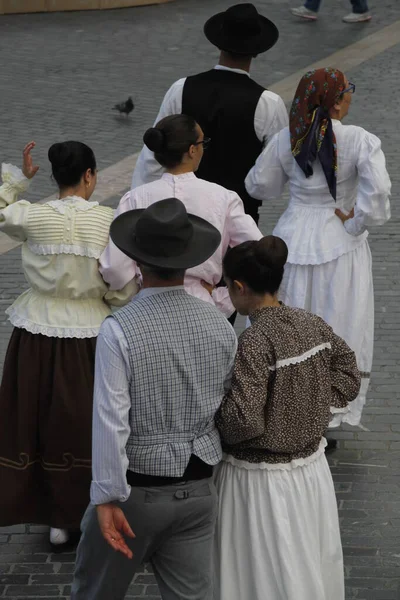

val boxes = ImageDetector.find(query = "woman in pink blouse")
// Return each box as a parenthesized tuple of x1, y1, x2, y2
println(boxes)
(100, 114, 262, 318)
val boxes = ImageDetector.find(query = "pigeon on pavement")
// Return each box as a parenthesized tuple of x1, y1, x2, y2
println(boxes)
(113, 97, 134, 116)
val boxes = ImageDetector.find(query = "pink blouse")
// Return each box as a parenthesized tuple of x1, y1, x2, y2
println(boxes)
(100, 172, 262, 316)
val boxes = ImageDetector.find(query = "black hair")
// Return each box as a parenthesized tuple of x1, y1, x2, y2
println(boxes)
(223, 236, 288, 295)
(48, 141, 96, 189)
(140, 264, 186, 281)
(143, 114, 199, 169)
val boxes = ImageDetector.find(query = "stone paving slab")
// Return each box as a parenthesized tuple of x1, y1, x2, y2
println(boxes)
(0, 0, 399, 203)
(0, 0, 399, 598)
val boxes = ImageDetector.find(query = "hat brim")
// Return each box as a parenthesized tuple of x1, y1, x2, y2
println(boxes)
(204, 12, 279, 55)
(110, 209, 222, 270)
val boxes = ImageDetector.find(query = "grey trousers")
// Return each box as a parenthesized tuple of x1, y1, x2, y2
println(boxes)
(71, 478, 217, 600)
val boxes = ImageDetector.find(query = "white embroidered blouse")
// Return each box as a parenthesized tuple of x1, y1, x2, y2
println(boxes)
(0, 164, 136, 338)
(245, 121, 391, 265)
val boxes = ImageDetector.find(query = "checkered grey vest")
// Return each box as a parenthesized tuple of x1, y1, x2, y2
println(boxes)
(112, 289, 236, 477)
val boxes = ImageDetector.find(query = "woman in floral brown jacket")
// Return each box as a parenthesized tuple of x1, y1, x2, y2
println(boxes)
(214, 235, 360, 600)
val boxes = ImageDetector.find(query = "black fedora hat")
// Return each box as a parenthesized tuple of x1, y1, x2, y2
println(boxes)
(204, 3, 279, 56)
(110, 198, 221, 270)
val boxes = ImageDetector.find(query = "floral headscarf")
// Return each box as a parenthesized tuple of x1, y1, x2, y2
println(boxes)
(290, 67, 345, 200)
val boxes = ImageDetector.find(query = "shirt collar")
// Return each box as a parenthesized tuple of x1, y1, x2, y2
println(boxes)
(161, 172, 196, 182)
(214, 65, 251, 78)
(135, 286, 185, 300)
(249, 302, 286, 324)
(47, 196, 99, 214)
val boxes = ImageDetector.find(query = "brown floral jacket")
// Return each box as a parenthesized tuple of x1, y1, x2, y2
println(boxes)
(216, 304, 361, 464)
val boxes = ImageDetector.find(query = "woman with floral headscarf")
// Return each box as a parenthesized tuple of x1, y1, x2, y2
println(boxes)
(245, 67, 391, 429)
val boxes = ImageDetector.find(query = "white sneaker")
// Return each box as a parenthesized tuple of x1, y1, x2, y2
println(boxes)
(291, 6, 318, 20)
(49, 527, 69, 545)
(342, 11, 372, 22)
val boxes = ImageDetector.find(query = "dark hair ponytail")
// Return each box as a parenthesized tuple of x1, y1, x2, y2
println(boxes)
(48, 141, 96, 189)
(143, 114, 198, 169)
(223, 236, 288, 295)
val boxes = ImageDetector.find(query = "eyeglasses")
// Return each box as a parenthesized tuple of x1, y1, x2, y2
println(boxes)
(341, 82, 355, 96)
(194, 137, 211, 150)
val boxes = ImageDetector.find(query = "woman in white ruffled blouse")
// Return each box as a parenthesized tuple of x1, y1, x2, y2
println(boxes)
(245, 68, 391, 429)
(0, 142, 135, 548)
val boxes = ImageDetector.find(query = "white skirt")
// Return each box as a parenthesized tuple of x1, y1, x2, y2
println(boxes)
(279, 240, 374, 426)
(213, 441, 344, 600)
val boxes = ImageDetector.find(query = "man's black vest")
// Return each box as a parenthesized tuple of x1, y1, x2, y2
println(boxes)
(182, 69, 265, 220)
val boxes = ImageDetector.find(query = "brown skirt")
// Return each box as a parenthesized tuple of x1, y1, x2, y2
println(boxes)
(0, 327, 96, 529)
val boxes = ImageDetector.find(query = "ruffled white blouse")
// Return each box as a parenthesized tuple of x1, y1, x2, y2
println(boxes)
(0, 164, 136, 338)
(245, 121, 391, 265)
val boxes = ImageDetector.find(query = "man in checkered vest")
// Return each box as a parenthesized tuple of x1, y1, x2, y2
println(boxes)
(72, 198, 237, 600)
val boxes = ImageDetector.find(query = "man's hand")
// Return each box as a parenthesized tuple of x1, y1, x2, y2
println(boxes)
(22, 142, 40, 179)
(96, 503, 135, 559)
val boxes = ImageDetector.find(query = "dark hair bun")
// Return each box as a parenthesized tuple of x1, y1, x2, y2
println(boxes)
(254, 236, 288, 269)
(48, 141, 96, 189)
(143, 127, 165, 153)
(48, 142, 74, 169)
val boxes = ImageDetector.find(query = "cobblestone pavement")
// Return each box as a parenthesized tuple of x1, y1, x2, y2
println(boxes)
(0, 1, 399, 598)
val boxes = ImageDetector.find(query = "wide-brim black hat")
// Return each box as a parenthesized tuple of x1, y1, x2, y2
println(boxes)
(110, 197, 221, 270)
(204, 3, 279, 56)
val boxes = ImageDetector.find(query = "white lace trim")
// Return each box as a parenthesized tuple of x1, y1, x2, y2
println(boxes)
(268, 342, 332, 371)
(329, 378, 369, 429)
(27, 241, 102, 259)
(6, 308, 100, 339)
(330, 405, 349, 415)
(2, 163, 29, 185)
(221, 438, 327, 471)
(47, 197, 99, 214)
(0, 163, 30, 203)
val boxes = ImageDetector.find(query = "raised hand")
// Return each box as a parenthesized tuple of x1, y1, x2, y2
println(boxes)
(96, 503, 135, 559)
(22, 142, 40, 179)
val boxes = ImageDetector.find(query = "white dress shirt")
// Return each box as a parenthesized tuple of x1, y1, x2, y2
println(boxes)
(131, 65, 289, 189)
(245, 121, 391, 265)
(99, 172, 262, 316)
(91, 286, 237, 505)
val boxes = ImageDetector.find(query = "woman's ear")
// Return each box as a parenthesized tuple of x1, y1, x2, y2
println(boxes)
(84, 167, 92, 186)
(333, 94, 344, 113)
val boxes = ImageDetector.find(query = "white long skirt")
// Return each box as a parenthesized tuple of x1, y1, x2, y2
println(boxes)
(279, 240, 373, 426)
(214, 441, 344, 600)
